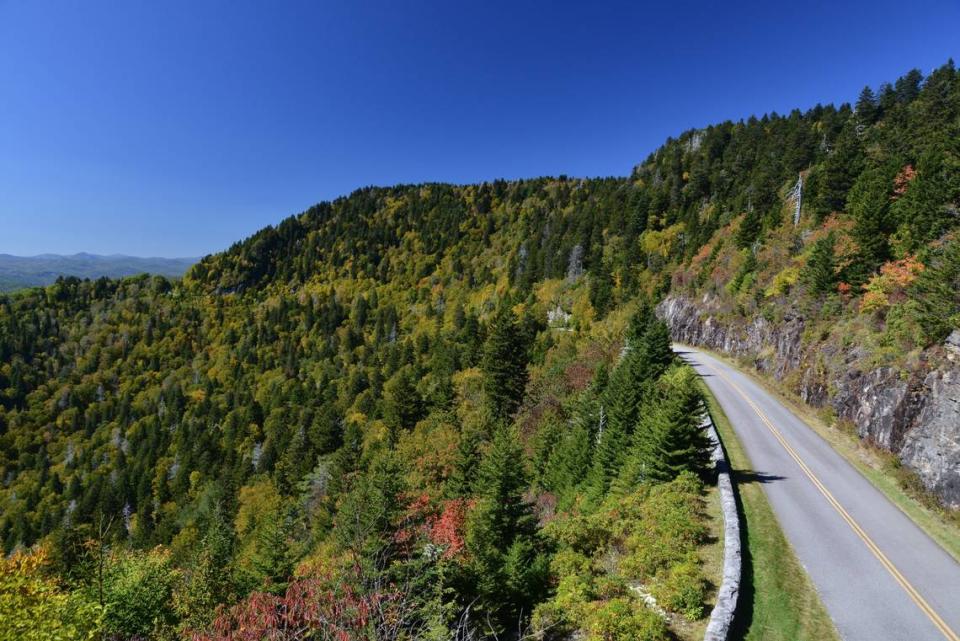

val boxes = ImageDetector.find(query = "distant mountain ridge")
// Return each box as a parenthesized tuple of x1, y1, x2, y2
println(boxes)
(0, 252, 197, 292)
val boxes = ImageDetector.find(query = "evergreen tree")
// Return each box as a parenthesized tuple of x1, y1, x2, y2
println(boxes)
(815, 121, 864, 219)
(465, 425, 545, 628)
(481, 303, 530, 421)
(848, 164, 897, 279)
(802, 232, 838, 296)
(911, 238, 960, 343)
(540, 368, 607, 505)
(586, 314, 673, 499)
(176, 514, 236, 631)
(856, 86, 879, 126)
(334, 451, 406, 563)
(473, 426, 533, 548)
(589, 261, 614, 318)
(383, 365, 425, 433)
(736, 207, 762, 249)
(618, 366, 711, 488)
(892, 149, 960, 252)
(445, 420, 485, 499)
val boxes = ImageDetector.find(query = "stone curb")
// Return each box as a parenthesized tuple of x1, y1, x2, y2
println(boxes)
(703, 415, 741, 641)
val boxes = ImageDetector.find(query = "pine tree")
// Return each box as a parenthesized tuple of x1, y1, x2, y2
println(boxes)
(481, 303, 530, 421)
(589, 261, 614, 318)
(736, 207, 762, 249)
(643, 319, 675, 373)
(618, 366, 711, 488)
(815, 121, 864, 219)
(540, 389, 599, 505)
(465, 425, 545, 628)
(334, 451, 406, 562)
(586, 315, 673, 499)
(892, 149, 960, 252)
(383, 365, 424, 433)
(472, 425, 533, 548)
(911, 239, 960, 343)
(445, 420, 485, 499)
(802, 232, 837, 296)
(848, 164, 897, 280)
(856, 86, 879, 126)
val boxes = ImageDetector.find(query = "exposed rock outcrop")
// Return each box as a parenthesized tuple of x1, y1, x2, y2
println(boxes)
(659, 294, 960, 509)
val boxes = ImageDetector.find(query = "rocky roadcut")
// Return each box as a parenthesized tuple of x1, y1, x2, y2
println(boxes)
(660, 295, 960, 509)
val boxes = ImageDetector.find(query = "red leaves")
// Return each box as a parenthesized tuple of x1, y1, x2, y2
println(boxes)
(892, 164, 917, 199)
(428, 498, 471, 558)
(192, 571, 401, 641)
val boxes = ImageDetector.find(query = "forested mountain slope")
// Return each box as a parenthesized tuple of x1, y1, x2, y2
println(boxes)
(1, 61, 959, 640)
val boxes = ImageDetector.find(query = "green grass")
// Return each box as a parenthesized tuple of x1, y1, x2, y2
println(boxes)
(698, 379, 839, 641)
(699, 346, 960, 564)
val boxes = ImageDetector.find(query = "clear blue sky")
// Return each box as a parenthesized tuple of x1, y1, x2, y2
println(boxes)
(2, 0, 957, 257)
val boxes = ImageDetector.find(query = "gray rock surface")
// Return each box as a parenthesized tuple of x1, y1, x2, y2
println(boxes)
(900, 369, 960, 506)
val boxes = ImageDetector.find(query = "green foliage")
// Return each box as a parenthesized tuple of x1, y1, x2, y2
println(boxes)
(910, 238, 960, 343)
(587, 597, 670, 641)
(736, 208, 763, 249)
(588, 314, 675, 499)
(99, 547, 179, 640)
(802, 232, 838, 296)
(535, 473, 708, 636)
(481, 303, 531, 421)
(174, 512, 236, 634)
(655, 555, 707, 620)
(0, 548, 102, 641)
(465, 425, 548, 627)
(848, 164, 897, 279)
(891, 148, 960, 253)
(589, 261, 614, 318)
(618, 365, 711, 487)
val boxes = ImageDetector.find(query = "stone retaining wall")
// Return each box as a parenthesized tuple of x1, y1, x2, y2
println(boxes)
(703, 416, 741, 641)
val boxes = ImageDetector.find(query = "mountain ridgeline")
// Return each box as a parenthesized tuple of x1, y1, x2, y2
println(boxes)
(0, 253, 196, 292)
(1, 62, 959, 640)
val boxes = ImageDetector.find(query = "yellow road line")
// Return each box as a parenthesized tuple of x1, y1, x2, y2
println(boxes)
(702, 361, 959, 641)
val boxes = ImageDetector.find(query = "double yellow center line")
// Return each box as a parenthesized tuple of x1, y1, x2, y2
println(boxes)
(703, 361, 959, 641)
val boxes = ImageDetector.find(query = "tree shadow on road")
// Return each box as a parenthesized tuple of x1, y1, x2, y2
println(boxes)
(733, 470, 786, 484)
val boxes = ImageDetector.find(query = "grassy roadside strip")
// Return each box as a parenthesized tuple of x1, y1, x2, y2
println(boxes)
(697, 378, 839, 641)
(691, 344, 960, 563)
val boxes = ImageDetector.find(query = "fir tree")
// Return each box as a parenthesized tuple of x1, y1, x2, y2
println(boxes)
(383, 365, 425, 433)
(618, 366, 711, 488)
(589, 261, 614, 318)
(445, 420, 485, 499)
(465, 425, 545, 628)
(856, 86, 879, 126)
(736, 207, 762, 249)
(481, 303, 530, 421)
(802, 232, 837, 296)
(586, 314, 673, 499)
(892, 149, 960, 252)
(814, 121, 864, 219)
(848, 164, 897, 280)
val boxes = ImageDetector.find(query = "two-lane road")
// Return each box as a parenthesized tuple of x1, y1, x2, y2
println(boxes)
(679, 346, 960, 641)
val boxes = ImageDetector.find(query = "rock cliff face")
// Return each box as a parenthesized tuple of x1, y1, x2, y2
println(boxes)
(659, 294, 960, 509)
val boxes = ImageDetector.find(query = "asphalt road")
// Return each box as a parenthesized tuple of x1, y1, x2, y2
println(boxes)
(678, 345, 960, 641)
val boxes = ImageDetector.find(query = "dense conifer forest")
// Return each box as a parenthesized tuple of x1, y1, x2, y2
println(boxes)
(1, 62, 958, 640)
